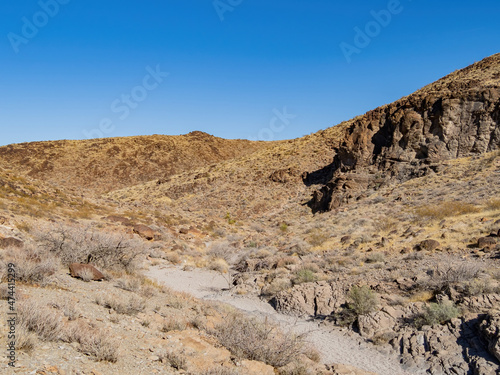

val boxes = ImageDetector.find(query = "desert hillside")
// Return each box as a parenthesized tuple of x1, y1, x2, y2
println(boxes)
(0, 54, 499, 375)
(0, 131, 272, 194)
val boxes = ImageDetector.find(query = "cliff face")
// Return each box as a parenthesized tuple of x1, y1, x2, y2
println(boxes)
(308, 54, 500, 212)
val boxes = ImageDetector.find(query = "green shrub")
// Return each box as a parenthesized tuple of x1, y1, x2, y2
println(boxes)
(416, 301, 460, 327)
(292, 268, 318, 285)
(347, 285, 378, 316)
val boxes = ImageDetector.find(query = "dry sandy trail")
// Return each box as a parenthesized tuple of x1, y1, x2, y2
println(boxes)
(146, 266, 417, 375)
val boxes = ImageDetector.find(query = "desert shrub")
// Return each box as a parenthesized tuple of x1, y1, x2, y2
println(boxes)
(161, 320, 186, 332)
(208, 258, 229, 273)
(159, 350, 188, 370)
(373, 216, 399, 233)
(8, 245, 58, 284)
(427, 264, 482, 293)
(292, 267, 318, 285)
(165, 251, 181, 264)
(415, 301, 460, 328)
(33, 223, 147, 272)
(78, 267, 95, 282)
(115, 277, 141, 293)
(306, 232, 329, 247)
(95, 294, 145, 315)
(279, 223, 288, 232)
(76, 329, 120, 362)
(347, 285, 378, 317)
(415, 201, 480, 221)
(17, 300, 64, 342)
(50, 301, 80, 321)
(210, 312, 305, 367)
(208, 241, 237, 262)
(365, 253, 385, 263)
(464, 278, 495, 296)
(15, 326, 36, 353)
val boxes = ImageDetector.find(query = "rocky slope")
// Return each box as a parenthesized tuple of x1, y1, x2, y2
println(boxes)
(0, 131, 271, 194)
(309, 53, 500, 212)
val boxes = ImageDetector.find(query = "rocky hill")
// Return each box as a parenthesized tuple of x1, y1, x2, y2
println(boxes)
(0, 131, 272, 194)
(1, 54, 500, 375)
(109, 54, 500, 221)
(309, 54, 500, 212)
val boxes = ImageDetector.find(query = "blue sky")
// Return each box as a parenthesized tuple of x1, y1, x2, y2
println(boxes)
(1, 0, 499, 146)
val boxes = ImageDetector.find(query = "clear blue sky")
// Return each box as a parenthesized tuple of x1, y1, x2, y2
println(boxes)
(1, 0, 499, 146)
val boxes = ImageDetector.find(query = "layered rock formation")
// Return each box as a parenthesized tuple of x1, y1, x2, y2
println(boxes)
(308, 54, 500, 212)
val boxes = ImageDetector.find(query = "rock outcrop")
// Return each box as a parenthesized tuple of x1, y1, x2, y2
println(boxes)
(308, 54, 500, 212)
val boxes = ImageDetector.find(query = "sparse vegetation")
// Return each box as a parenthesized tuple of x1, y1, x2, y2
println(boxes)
(34, 223, 147, 272)
(95, 294, 146, 315)
(415, 301, 460, 328)
(347, 286, 378, 317)
(210, 312, 306, 368)
(292, 267, 318, 285)
(414, 201, 480, 221)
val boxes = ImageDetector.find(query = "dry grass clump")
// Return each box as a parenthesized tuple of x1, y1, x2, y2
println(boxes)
(210, 311, 306, 367)
(414, 201, 480, 221)
(208, 258, 229, 273)
(17, 300, 65, 342)
(34, 223, 147, 272)
(7, 245, 58, 284)
(15, 325, 36, 353)
(95, 294, 146, 315)
(161, 319, 187, 332)
(76, 329, 120, 363)
(486, 198, 500, 211)
(159, 350, 188, 370)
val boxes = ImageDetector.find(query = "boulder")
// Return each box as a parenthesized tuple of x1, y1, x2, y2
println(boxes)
(0, 237, 24, 249)
(69, 263, 105, 281)
(272, 281, 345, 316)
(417, 239, 441, 251)
(133, 224, 156, 240)
(478, 237, 497, 249)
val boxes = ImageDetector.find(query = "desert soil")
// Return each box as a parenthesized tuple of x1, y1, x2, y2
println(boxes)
(146, 266, 415, 375)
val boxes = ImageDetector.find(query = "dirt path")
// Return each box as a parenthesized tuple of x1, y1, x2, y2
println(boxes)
(146, 266, 416, 375)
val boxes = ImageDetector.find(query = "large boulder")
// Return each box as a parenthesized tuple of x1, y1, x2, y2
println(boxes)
(272, 281, 345, 316)
(478, 237, 497, 249)
(417, 239, 441, 252)
(69, 263, 105, 281)
(133, 224, 157, 240)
